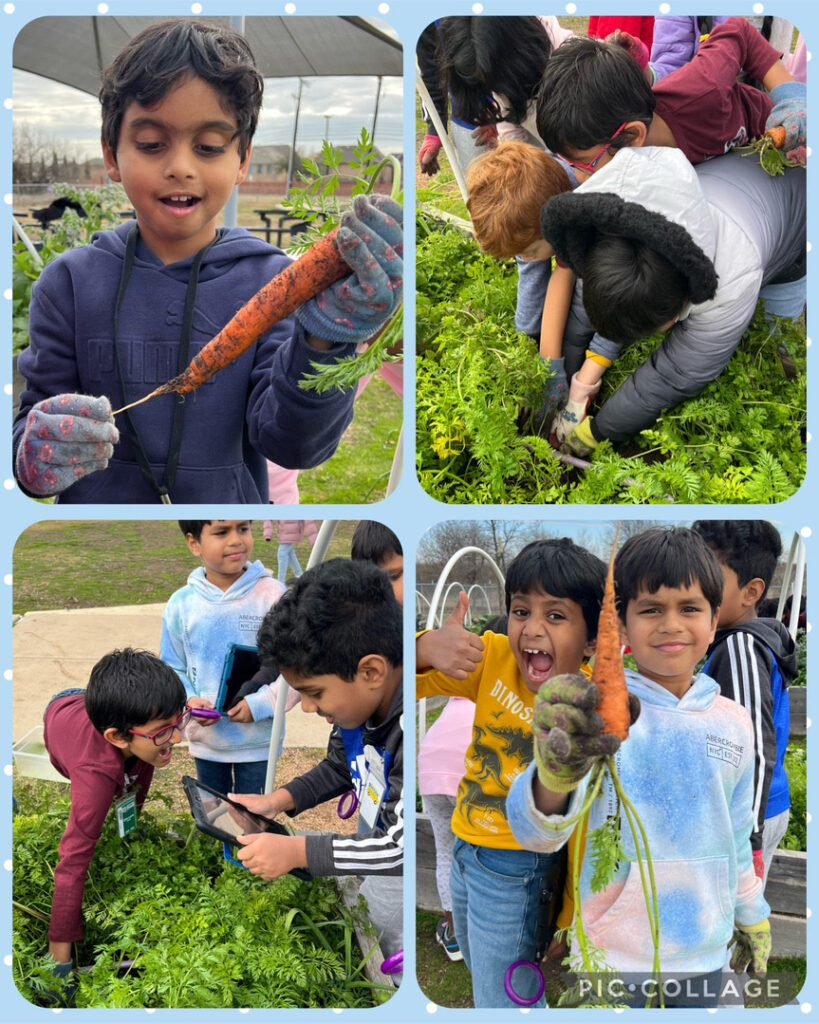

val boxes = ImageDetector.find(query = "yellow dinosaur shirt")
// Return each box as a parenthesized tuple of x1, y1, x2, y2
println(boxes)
(418, 631, 538, 850)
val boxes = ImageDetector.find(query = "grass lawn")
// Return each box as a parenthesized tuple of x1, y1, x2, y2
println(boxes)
(416, 909, 473, 1007)
(12, 520, 361, 615)
(299, 374, 402, 504)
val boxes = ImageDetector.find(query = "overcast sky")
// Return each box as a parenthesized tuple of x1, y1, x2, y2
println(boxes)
(13, 68, 404, 160)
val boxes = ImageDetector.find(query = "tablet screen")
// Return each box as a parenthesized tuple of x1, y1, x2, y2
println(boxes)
(186, 778, 280, 838)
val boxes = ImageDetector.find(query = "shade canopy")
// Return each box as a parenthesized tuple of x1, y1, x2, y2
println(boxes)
(13, 15, 402, 95)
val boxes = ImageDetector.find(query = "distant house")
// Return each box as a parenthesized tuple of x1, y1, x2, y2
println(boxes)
(246, 145, 301, 182)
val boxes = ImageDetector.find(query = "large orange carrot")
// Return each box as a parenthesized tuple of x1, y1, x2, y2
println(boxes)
(113, 229, 347, 414)
(593, 536, 631, 741)
(765, 126, 787, 150)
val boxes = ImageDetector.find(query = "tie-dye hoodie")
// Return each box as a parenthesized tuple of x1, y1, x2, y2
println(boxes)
(160, 560, 284, 763)
(507, 669, 769, 975)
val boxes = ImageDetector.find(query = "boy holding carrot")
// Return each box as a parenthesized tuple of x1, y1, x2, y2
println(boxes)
(13, 19, 402, 503)
(507, 527, 770, 1006)
(416, 538, 607, 1007)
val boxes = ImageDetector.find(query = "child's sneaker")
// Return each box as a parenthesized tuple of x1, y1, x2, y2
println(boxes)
(435, 919, 463, 962)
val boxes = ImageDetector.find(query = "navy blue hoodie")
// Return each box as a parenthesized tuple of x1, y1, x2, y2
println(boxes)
(14, 222, 356, 503)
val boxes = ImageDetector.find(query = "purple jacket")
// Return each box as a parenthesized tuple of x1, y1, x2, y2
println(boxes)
(14, 222, 357, 503)
(650, 15, 730, 81)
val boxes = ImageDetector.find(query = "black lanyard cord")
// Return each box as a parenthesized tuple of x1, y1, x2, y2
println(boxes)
(113, 226, 210, 502)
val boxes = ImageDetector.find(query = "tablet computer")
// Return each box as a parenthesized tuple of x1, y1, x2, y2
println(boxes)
(214, 644, 261, 713)
(181, 775, 311, 881)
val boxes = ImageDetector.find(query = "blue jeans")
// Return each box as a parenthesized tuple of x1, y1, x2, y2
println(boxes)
(194, 759, 268, 795)
(450, 838, 556, 1008)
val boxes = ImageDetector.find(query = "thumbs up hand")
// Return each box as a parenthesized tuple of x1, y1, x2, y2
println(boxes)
(416, 591, 486, 679)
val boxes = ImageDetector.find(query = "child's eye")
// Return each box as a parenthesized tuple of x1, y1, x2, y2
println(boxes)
(546, 611, 566, 622)
(511, 608, 528, 618)
(197, 144, 226, 156)
(135, 141, 164, 152)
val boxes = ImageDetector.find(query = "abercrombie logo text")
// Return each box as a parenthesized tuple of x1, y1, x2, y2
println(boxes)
(490, 680, 533, 723)
(706, 733, 744, 768)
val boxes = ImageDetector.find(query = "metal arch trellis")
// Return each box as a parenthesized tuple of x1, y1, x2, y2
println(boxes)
(418, 546, 506, 744)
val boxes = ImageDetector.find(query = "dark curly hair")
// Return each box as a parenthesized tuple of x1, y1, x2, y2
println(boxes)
(257, 558, 402, 681)
(100, 19, 263, 159)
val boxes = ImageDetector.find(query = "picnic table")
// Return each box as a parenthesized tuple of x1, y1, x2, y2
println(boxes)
(251, 207, 319, 247)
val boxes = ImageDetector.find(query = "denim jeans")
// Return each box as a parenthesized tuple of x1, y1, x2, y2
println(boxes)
(194, 758, 268, 795)
(450, 837, 557, 1008)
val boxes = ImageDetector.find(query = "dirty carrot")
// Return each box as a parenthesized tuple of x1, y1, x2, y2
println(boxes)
(592, 536, 631, 741)
(112, 229, 347, 415)
(765, 126, 787, 150)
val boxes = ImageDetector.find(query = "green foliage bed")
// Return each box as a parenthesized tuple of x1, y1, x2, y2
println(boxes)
(13, 787, 388, 1008)
(416, 217, 806, 505)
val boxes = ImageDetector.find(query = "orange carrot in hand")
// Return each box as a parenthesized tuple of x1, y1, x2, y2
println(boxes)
(592, 536, 631, 741)
(765, 126, 787, 150)
(112, 230, 347, 414)
(162, 229, 347, 396)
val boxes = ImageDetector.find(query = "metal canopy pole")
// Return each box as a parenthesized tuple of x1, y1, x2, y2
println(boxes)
(264, 519, 340, 792)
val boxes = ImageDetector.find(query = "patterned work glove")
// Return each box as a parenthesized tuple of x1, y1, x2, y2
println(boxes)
(553, 375, 601, 444)
(766, 82, 806, 153)
(296, 195, 403, 345)
(729, 920, 771, 975)
(472, 123, 499, 148)
(533, 673, 640, 793)
(561, 416, 599, 458)
(15, 394, 119, 497)
(419, 134, 443, 175)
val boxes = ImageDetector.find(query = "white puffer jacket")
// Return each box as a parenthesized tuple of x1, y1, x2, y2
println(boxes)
(546, 146, 805, 441)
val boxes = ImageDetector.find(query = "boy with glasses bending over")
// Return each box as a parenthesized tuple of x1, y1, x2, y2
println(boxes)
(42, 649, 187, 984)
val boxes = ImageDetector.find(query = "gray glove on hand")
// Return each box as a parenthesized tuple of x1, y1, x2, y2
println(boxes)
(533, 673, 640, 792)
(16, 394, 119, 497)
(296, 195, 403, 345)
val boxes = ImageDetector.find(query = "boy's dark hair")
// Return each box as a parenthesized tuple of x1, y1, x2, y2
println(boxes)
(535, 35, 654, 155)
(350, 521, 403, 565)
(100, 19, 263, 159)
(692, 521, 783, 601)
(439, 16, 554, 127)
(504, 538, 607, 638)
(582, 236, 691, 345)
(178, 520, 210, 540)
(614, 527, 723, 619)
(85, 648, 186, 734)
(257, 558, 402, 681)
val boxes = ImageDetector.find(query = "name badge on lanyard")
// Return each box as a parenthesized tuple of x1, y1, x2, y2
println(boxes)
(115, 791, 138, 838)
(358, 744, 387, 833)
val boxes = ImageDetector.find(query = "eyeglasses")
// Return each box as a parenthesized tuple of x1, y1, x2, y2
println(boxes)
(559, 122, 629, 175)
(129, 707, 192, 746)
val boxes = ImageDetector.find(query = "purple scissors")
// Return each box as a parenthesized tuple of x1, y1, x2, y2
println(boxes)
(190, 707, 221, 721)
(381, 950, 403, 976)
(337, 790, 359, 819)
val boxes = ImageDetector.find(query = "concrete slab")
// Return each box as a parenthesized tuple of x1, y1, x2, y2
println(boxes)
(13, 604, 331, 749)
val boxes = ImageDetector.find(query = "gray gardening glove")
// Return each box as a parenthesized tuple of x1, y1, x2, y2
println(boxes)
(533, 673, 639, 792)
(297, 195, 403, 344)
(16, 394, 119, 497)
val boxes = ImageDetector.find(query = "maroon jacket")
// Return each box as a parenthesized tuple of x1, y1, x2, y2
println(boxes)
(43, 694, 153, 942)
(654, 18, 780, 165)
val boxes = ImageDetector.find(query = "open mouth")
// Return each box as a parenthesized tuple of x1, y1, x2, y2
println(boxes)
(156, 746, 174, 766)
(522, 647, 554, 686)
(161, 194, 200, 208)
